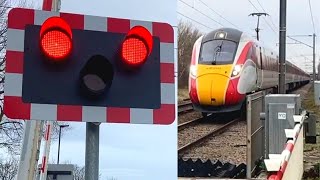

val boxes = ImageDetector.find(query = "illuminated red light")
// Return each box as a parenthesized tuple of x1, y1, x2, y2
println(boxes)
(41, 30, 72, 59)
(40, 17, 72, 61)
(121, 26, 153, 67)
(122, 37, 148, 65)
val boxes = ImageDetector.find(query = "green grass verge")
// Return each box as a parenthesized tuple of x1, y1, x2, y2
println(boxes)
(302, 85, 320, 179)
(302, 86, 320, 152)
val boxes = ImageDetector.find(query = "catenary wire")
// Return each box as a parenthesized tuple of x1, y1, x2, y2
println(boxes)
(178, 0, 223, 27)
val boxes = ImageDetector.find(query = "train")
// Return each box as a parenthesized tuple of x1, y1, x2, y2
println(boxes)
(188, 28, 310, 117)
(318, 63, 320, 80)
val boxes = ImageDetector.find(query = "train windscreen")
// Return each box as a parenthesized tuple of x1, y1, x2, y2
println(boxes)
(199, 40, 237, 65)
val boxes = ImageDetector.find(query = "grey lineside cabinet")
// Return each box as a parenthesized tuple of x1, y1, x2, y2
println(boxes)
(36, 164, 75, 180)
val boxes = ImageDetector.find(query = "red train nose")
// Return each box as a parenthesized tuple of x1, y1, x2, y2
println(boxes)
(189, 77, 199, 104)
(225, 81, 236, 105)
(225, 78, 245, 105)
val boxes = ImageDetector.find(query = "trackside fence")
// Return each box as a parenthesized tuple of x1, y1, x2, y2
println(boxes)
(246, 91, 265, 178)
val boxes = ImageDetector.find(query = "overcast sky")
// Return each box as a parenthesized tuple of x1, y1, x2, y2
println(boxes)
(178, 0, 320, 73)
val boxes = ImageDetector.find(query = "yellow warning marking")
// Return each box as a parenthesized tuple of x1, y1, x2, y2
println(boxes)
(196, 64, 233, 106)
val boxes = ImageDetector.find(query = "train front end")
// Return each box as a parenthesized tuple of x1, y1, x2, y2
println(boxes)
(188, 28, 252, 114)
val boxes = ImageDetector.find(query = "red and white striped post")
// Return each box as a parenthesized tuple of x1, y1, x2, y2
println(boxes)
(38, 1, 57, 179)
(42, 0, 53, 11)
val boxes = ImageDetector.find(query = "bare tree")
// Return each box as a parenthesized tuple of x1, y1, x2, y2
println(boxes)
(74, 164, 85, 180)
(0, 120, 23, 154)
(0, 156, 19, 180)
(0, 0, 26, 155)
(0, 0, 8, 103)
(73, 164, 105, 180)
(178, 20, 202, 88)
(0, 0, 71, 155)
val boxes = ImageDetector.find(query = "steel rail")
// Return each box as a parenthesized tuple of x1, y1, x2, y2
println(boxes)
(178, 117, 203, 131)
(178, 118, 239, 154)
(178, 102, 193, 115)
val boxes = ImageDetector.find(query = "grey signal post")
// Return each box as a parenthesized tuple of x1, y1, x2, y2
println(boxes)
(57, 124, 69, 164)
(313, 33, 316, 81)
(45, 0, 101, 179)
(51, 0, 100, 178)
(279, 0, 316, 92)
(279, 0, 287, 94)
(85, 122, 100, 180)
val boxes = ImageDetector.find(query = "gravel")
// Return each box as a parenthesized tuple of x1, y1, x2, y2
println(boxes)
(181, 120, 247, 165)
(178, 111, 202, 124)
(178, 122, 223, 148)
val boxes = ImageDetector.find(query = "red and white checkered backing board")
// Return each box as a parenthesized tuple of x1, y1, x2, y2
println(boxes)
(4, 8, 176, 125)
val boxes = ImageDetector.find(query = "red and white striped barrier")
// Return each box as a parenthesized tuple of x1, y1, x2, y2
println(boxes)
(265, 112, 306, 180)
(39, 121, 52, 180)
(267, 139, 294, 180)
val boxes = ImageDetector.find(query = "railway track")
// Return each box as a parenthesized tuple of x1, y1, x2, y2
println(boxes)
(178, 100, 193, 115)
(178, 118, 239, 155)
(178, 117, 202, 131)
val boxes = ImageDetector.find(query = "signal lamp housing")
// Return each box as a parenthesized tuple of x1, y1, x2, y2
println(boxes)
(39, 16, 73, 61)
(120, 26, 153, 67)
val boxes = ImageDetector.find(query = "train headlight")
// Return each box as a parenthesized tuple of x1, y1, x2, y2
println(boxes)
(190, 65, 197, 77)
(218, 32, 225, 38)
(232, 64, 242, 77)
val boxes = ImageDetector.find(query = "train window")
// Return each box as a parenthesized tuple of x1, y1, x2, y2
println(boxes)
(273, 58, 278, 71)
(199, 40, 237, 65)
(264, 56, 270, 70)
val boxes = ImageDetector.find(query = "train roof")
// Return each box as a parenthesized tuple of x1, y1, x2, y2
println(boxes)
(202, 27, 243, 43)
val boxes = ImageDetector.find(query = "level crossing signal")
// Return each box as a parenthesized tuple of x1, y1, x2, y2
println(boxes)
(4, 8, 176, 125)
